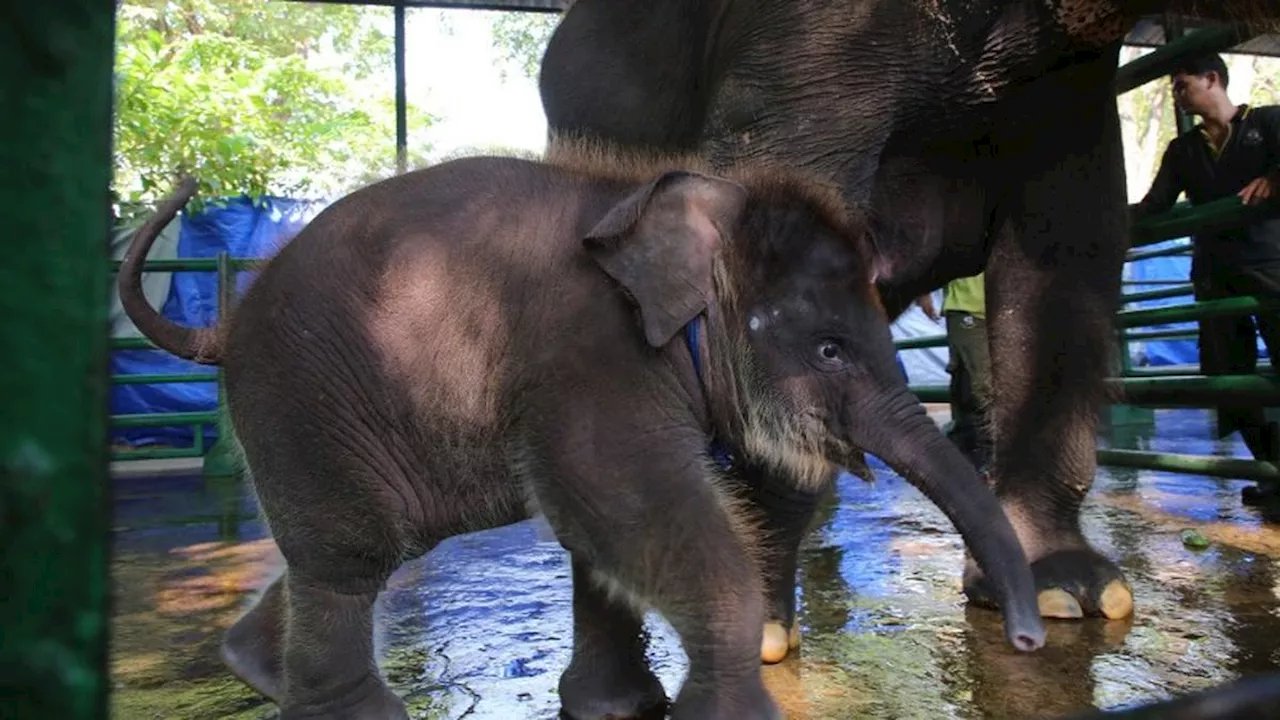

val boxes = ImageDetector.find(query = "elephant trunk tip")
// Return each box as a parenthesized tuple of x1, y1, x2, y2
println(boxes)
(1006, 607, 1047, 653)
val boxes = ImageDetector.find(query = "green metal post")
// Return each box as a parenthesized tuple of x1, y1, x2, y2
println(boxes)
(0, 4, 116, 719)
(203, 251, 241, 479)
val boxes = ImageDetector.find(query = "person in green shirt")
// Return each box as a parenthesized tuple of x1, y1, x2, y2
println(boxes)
(919, 271, 991, 471)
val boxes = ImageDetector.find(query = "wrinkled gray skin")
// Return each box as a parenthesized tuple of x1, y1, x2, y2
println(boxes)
(117, 147, 1046, 720)
(539, 0, 1280, 661)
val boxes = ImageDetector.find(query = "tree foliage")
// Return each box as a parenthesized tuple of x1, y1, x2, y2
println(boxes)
(112, 0, 436, 218)
(490, 11, 561, 81)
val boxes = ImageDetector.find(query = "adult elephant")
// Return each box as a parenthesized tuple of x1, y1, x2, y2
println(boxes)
(538, 0, 1280, 663)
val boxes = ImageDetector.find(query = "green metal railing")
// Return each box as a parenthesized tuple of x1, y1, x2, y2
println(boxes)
(897, 20, 1280, 484)
(1113, 24, 1248, 94)
(108, 252, 255, 478)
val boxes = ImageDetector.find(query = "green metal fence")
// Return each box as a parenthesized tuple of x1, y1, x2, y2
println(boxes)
(108, 252, 253, 478)
(896, 20, 1280, 483)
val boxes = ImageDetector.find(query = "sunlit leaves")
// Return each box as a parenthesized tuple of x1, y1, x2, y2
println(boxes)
(112, 0, 433, 219)
(490, 12, 560, 82)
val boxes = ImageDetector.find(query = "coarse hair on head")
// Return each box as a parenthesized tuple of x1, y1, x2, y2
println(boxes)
(1170, 52, 1230, 88)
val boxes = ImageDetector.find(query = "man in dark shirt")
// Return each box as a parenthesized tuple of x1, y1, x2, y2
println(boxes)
(1132, 52, 1280, 505)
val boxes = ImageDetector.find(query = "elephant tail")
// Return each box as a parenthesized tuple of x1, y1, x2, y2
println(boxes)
(117, 176, 224, 365)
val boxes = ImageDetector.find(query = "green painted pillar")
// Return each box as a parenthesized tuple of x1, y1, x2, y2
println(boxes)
(0, 4, 116, 719)
(203, 252, 242, 480)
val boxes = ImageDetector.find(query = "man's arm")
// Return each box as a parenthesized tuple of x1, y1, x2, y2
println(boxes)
(1130, 141, 1184, 220)
(915, 293, 939, 321)
(1240, 106, 1280, 206)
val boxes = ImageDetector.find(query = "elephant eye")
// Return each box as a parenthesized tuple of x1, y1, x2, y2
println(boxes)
(817, 340, 843, 362)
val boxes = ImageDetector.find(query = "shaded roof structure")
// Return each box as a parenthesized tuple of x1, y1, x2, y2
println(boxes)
(302, 3, 1280, 56)
(301, 0, 567, 11)
(1128, 15, 1280, 57)
(301, 2, 1280, 53)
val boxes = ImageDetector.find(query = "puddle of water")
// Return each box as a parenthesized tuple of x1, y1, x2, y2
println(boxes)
(108, 408, 1280, 719)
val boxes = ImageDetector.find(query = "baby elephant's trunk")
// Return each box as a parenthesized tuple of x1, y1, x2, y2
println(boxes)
(851, 388, 1046, 652)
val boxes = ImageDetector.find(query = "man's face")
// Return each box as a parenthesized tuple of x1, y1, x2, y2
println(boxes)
(1171, 71, 1220, 115)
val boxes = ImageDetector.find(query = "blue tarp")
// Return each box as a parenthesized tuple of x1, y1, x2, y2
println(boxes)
(110, 195, 324, 449)
(891, 289, 951, 387)
(1124, 236, 1269, 368)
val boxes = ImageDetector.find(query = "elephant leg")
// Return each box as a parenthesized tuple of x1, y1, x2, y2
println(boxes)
(734, 458, 823, 664)
(558, 558, 668, 720)
(276, 574, 407, 720)
(963, 86, 1134, 621)
(221, 574, 287, 702)
(534, 433, 779, 720)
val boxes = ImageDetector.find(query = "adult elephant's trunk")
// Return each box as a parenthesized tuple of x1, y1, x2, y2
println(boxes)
(849, 387, 1045, 652)
(117, 176, 224, 365)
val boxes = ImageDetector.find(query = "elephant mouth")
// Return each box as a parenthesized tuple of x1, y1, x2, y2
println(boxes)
(737, 404, 839, 492)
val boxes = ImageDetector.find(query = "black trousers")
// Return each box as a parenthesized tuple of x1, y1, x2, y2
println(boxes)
(945, 311, 992, 469)
(1193, 262, 1280, 463)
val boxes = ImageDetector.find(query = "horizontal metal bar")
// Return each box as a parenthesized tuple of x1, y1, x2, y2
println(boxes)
(110, 372, 218, 385)
(1117, 296, 1273, 328)
(1130, 196, 1280, 248)
(895, 334, 946, 351)
(110, 411, 218, 428)
(899, 303, 1250, 350)
(109, 446, 204, 461)
(107, 257, 260, 273)
(1126, 242, 1191, 263)
(111, 337, 156, 350)
(1115, 24, 1249, 94)
(912, 374, 1280, 407)
(1119, 374, 1280, 406)
(1126, 362, 1274, 377)
(898, 298, 1258, 350)
(1097, 448, 1279, 482)
(1122, 285, 1194, 304)
(1124, 328, 1197, 342)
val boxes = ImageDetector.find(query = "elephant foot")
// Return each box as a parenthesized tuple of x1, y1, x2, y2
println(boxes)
(1242, 481, 1280, 508)
(670, 679, 781, 720)
(221, 577, 286, 701)
(558, 659, 668, 720)
(760, 621, 801, 664)
(278, 673, 409, 720)
(964, 547, 1133, 621)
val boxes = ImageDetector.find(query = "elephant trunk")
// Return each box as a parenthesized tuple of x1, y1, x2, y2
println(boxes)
(849, 388, 1045, 652)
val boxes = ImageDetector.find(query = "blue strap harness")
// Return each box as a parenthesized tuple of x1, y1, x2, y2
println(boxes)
(684, 315, 737, 471)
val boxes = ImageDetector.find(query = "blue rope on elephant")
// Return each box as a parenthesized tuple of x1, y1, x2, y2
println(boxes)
(685, 315, 737, 471)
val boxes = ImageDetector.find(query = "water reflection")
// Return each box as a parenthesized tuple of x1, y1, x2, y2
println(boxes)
(109, 408, 1280, 718)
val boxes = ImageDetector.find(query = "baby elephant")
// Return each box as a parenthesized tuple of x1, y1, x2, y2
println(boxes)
(118, 140, 1046, 720)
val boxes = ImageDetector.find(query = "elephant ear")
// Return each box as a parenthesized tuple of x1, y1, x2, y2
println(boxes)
(584, 170, 748, 348)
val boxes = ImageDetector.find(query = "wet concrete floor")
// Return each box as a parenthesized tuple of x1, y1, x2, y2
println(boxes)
(109, 407, 1280, 719)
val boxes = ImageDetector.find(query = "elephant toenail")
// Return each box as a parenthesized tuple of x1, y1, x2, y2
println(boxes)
(1099, 579, 1134, 619)
(1037, 588, 1083, 619)
(761, 622, 791, 664)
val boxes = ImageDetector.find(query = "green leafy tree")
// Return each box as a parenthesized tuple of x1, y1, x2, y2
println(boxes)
(112, 0, 437, 218)
(490, 11, 561, 82)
